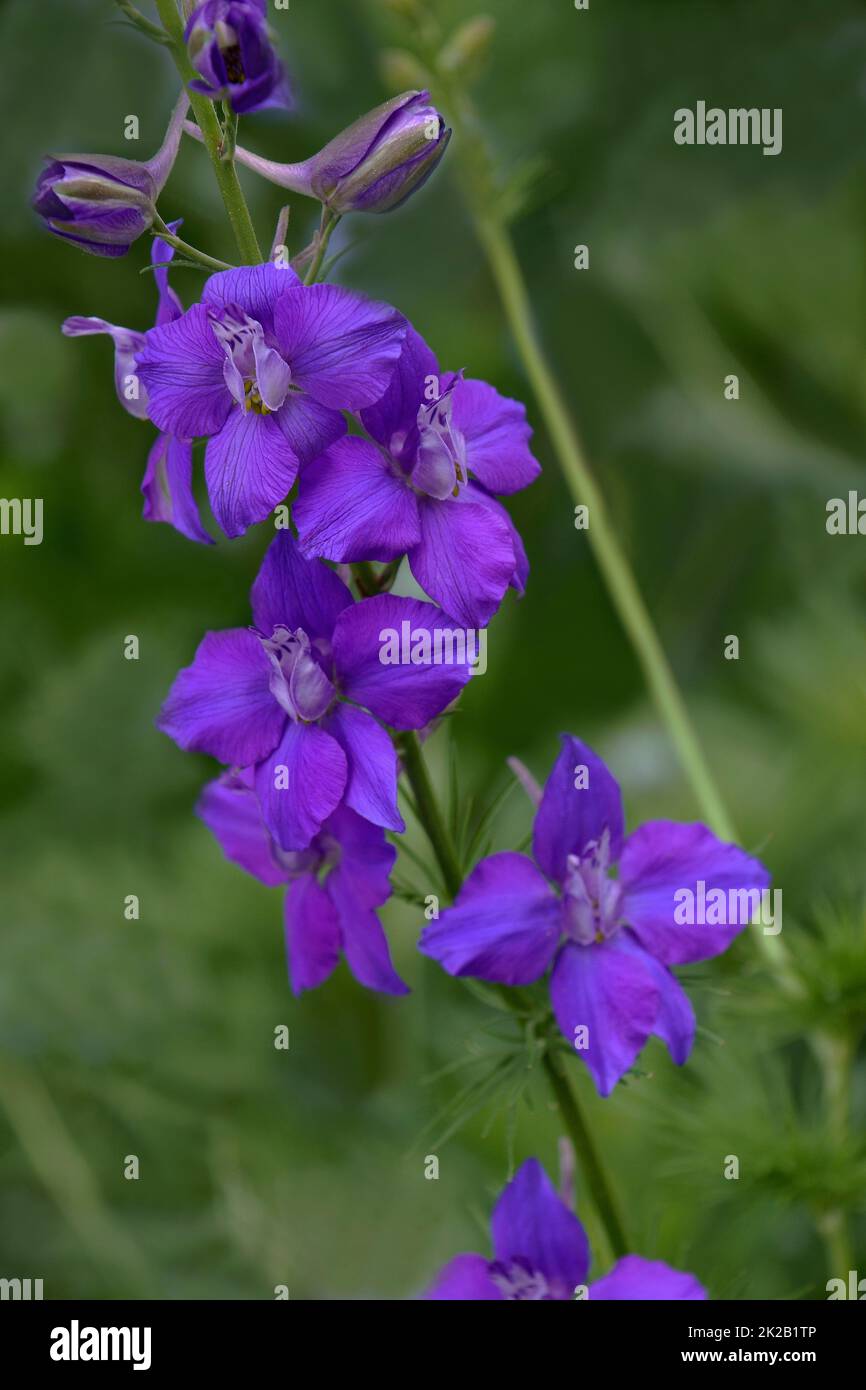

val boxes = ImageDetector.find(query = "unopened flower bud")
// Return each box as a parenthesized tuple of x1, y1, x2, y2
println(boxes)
(185, 0, 291, 114)
(33, 93, 187, 257)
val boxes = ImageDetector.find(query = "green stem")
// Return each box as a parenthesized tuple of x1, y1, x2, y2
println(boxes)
(814, 1032, 854, 1276)
(151, 219, 232, 272)
(542, 1050, 628, 1260)
(398, 728, 628, 1259)
(154, 0, 262, 264)
(304, 212, 341, 286)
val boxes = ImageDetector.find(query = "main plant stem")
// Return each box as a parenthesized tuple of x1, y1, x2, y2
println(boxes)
(398, 729, 628, 1260)
(154, 0, 262, 264)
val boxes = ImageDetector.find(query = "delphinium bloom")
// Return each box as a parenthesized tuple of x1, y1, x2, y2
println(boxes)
(33, 93, 187, 257)
(199, 769, 407, 996)
(62, 224, 211, 544)
(159, 531, 472, 850)
(426, 1158, 707, 1300)
(420, 735, 770, 1095)
(294, 328, 540, 628)
(185, 0, 291, 113)
(199, 90, 451, 214)
(135, 265, 407, 537)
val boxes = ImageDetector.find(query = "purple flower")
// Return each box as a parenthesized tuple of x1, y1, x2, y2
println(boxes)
(159, 531, 472, 851)
(33, 93, 187, 257)
(201, 91, 450, 215)
(426, 1158, 707, 1300)
(135, 266, 407, 538)
(62, 224, 212, 544)
(198, 769, 408, 996)
(185, 0, 290, 114)
(420, 735, 771, 1096)
(293, 328, 540, 628)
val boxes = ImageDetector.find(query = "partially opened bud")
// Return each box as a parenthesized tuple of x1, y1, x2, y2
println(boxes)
(185, 0, 291, 114)
(33, 93, 187, 257)
(190, 90, 450, 216)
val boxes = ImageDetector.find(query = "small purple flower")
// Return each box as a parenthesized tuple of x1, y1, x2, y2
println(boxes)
(426, 1158, 707, 1300)
(199, 769, 408, 996)
(293, 328, 540, 629)
(62, 224, 212, 544)
(135, 266, 407, 538)
(159, 531, 472, 851)
(204, 90, 450, 214)
(33, 93, 187, 257)
(420, 735, 770, 1096)
(185, 0, 291, 114)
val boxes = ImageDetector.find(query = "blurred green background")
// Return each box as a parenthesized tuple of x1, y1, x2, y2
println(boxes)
(1, 0, 865, 1299)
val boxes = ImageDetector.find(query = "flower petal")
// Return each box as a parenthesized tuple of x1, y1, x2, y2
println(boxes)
(424, 1254, 502, 1301)
(590, 1255, 707, 1301)
(533, 735, 625, 886)
(250, 530, 353, 641)
(205, 408, 298, 539)
(273, 284, 406, 410)
(158, 629, 284, 766)
(141, 432, 213, 545)
(295, 436, 421, 563)
(408, 493, 516, 630)
(491, 1158, 590, 1295)
(361, 325, 439, 457)
(202, 263, 300, 334)
(196, 772, 286, 887)
(618, 933, 696, 1066)
(62, 315, 148, 419)
(136, 303, 231, 438)
(255, 721, 347, 851)
(452, 378, 541, 495)
(327, 837, 408, 996)
(619, 821, 772, 965)
(323, 703, 403, 833)
(275, 392, 346, 468)
(549, 939, 659, 1097)
(332, 593, 472, 730)
(419, 853, 562, 984)
(284, 873, 342, 995)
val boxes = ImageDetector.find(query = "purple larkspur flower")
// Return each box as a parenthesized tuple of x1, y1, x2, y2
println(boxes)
(196, 90, 450, 214)
(159, 531, 472, 851)
(33, 93, 187, 257)
(293, 328, 540, 629)
(135, 265, 407, 538)
(62, 224, 211, 545)
(420, 735, 770, 1096)
(199, 769, 407, 995)
(185, 0, 290, 114)
(426, 1158, 707, 1300)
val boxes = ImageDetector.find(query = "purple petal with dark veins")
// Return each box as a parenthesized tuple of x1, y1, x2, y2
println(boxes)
(323, 703, 404, 833)
(532, 734, 625, 886)
(332, 593, 472, 730)
(360, 325, 440, 457)
(141, 432, 213, 545)
(408, 492, 517, 630)
(619, 821, 772, 965)
(549, 938, 660, 1097)
(158, 628, 285, 766)
(136, 303, 231, 438)
(294, 436, 421, 563)
(250, 530, 353, 642)
(202, 263, 300, 335)
(284, 874, 342, 995)
(424, 1255, 503, 1301)
(452, 378, 541, 495)
(204, 408, 298, 538)
(273, 284, 406, 411)
(255, 720, 347, 852)
(491, 1158, 590, 1295)
(274, 392, 346, 468)
(419, 853, 561, 984)
(196, 772, 286, 887)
